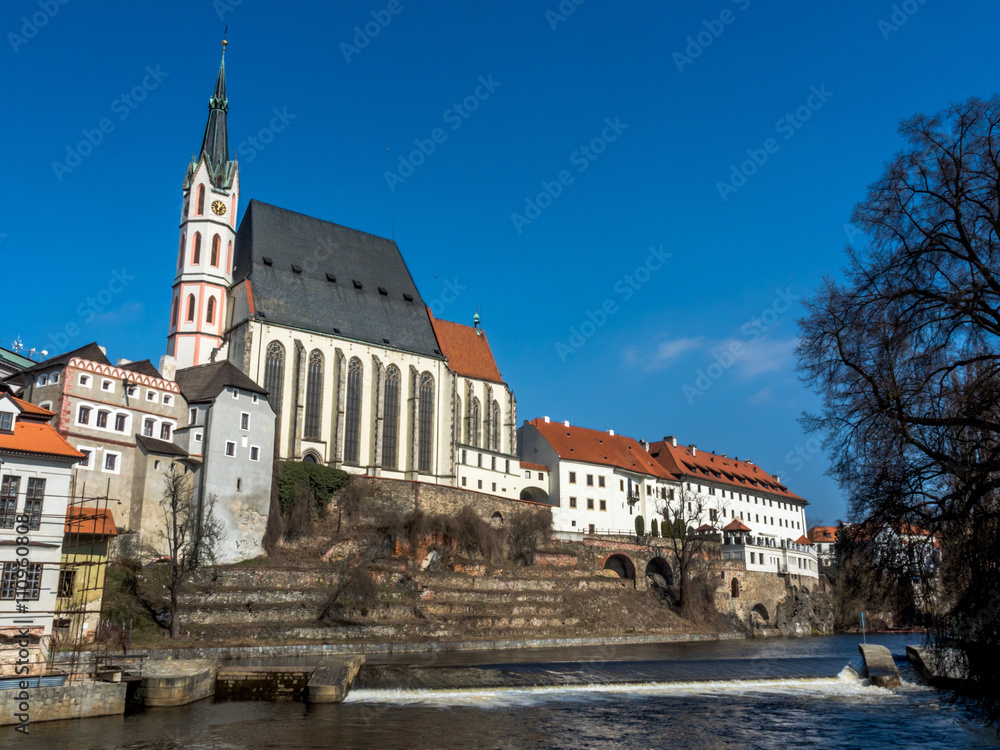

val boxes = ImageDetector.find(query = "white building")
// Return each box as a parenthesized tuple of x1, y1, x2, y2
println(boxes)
(647, 437, 818, 579)
(517, 417, 673, 534)
(0, 387, 84, 674)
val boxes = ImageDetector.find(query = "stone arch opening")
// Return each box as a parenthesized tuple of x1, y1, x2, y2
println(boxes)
(603, 553, 636, 580)
(731, 577, 740, 598)
(490, 511, 504, 529)
(752, 603, 769, 623)
(520, 487, 549, 503)
(645, 557, 673, 587)
(302, 452, 319, 464)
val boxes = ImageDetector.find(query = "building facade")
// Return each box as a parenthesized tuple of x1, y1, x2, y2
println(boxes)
(0, 389, 83, 674)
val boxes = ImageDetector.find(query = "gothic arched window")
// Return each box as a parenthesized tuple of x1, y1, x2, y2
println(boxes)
(304, 350, 324, 441)
(227, 240, 233, 272)
(177, 234, 185, 270)
(186, 294, 196, 322)
(491, 400, 501, 451)
(470, 398, 481, 448)
(418, 372, 434, 473)
(264, 342, 285, 420)
(170, 297, 178, 328)
(382, 365, 400, 469)
(344, 358, 363, 465)
(192, 233, 202, 265)
(196, 185, 205, 216)
(211, 234, 220, 267)
(206, 296, 216, 325)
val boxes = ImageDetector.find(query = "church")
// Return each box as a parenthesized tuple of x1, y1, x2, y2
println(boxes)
(166, 42, 543, 501)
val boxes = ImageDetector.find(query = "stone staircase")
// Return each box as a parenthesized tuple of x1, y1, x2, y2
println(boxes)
(176, 564, 643, 644)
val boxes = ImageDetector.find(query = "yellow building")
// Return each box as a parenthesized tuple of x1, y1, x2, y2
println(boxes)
(56, 507, 117, 642)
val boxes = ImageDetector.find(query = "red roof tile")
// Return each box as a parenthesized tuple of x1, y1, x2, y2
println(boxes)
(0, 417, 83, 461)
(12, 397, 54, 418)
(65, 506, 117, 537)
(723, 518, 752, 532)
(429, 312, 505, 384)
(795, 535, 812, 545)
(648, 439, 806, 504)
(527, 419, 671, 479)
(808, 526, 837, 543)
(520, 461, 549, 473)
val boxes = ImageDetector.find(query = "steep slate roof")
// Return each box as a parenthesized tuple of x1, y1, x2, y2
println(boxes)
(135, 435, 189, 457)
(0, 397, 83, 461)
(648, 439, 806, 504)
(175, 360, 268, 403)
(15, 342, 111, 376)
(119, 360, 162, 379)
(429, 312, 505, 384)
(65, 506, 118, 537)
(232, 200, 443, 359)
(527, 418, 670, 478)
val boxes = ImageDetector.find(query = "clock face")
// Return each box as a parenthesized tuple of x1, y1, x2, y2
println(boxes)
(211, 200, 227, 216)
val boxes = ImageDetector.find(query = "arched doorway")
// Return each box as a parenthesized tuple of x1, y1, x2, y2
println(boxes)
(519, 487, 549, 503)
(490, 511, 504, 529)
(645, 557, 673, 587)
(302, 452, 319, 464)
(731, 578, 740, 598)
(603, 554, 636, 580)
(752, 603, 769, 623)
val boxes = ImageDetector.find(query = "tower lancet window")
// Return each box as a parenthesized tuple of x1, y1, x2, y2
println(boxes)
(211, 234, 220, 267)
(192, 233, 202, 265)
(178, 234, 185, 270)
(206, 296, 216, 325)
(196, 185, 205, 216)
(186, 294, 196, 322)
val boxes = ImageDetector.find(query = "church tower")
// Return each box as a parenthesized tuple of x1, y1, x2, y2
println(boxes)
(166, 39, 239, 369)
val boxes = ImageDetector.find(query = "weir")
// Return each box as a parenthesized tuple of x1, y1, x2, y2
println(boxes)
(857, 644, 900, 688)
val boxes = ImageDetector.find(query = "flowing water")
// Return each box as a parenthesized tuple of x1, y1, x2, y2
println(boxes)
(16, 634, 999, 749)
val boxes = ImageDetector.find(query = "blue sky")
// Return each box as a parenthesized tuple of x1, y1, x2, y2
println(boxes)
(5, 0, 999, 525)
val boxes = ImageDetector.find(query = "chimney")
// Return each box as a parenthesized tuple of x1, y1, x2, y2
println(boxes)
(775, 475, 781, 483)
(98, 345, 107, 356)
(562, 420, 570, 427)
(543, 416, 550, 423)
(608, 429, 615, 436)
(116, 358, 132, 366)
(159, 354, 177, 382)
(691, 444, 697, 456)
(666, 435, 677, 447)
(639, 439, 650, 451)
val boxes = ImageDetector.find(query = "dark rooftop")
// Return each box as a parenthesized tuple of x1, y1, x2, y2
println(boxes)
(176, 360, 269, 404)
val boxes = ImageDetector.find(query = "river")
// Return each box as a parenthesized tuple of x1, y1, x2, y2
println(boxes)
(16, 634, 999, 749)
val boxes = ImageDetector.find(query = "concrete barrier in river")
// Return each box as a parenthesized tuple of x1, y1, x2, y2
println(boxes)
(858, 644, 900, 688)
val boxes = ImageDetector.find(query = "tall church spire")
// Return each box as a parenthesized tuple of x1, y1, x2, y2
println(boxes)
(200, 38, 230, 187)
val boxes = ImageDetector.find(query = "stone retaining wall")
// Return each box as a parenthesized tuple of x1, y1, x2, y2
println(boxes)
(0, 681, 126, 726)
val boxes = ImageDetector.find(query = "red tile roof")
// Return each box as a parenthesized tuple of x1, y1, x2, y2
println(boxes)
(648, 439, 805, 504)
(64, 506, 117, 537)
(527, 419, 671, 479)
(520, 461, 549, 473)
(428, 312, 505, 384)
(795, 535, 813, 545)
(0, 398, 83, 460)
(809, 526, 837, 543)
(723, 518, 752, 532)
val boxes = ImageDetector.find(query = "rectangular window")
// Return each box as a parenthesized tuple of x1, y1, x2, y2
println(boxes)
(144, 419, 154, 437)
(160, 423, 172, 440)
(50, 372, 59, 384)
(195, 433, 203, 442)
(477, 453, 483, 468)
(587, 498, 595, 510)
(750, 552, 756, 564)
(226, 441, 236, 457)
(569, 497, 577, 508)
(710, 509, 718, 522)
(25, 478, 45, 531)
(0, 413, 11, 432)
(252, 394, 258, 403)
(240, 412, 250, 430)
(525, 470, 530, 479)
(569, 472, 576, 484)
(58, 569, 76, 598)
(236, 478, 242, 492)
(78, 405, 91, 425)
(620, 479, 624, 491)
(1, 562, 42, 601)
(232, 388, 240, 399)
(146, 390, 157, 402)
(462, 450, 467, 464)
(162, 395, 172, 405)
(126, 384, 137, 397)
(586, 474, 594, 486)
(78, 448, 92, 468)
(492, 482, 496, 492)
(598, 476, 605, 488)
(96, 411, 109, 428)
(104, 453, 118, 472)
(491, 456, 496, 471)
(646, 485, 652, 496)
(0, 475, 19, 529)
(599, 499, 607, 511)
(189, 408, 197, 425)
(250, 446, 260, 461)
(114, 414, 126, 432)
(79, 374, 90, 387)
(101, 379, 113, 392)
(477, 479, 483, 490)
(462, 477, 467, 487)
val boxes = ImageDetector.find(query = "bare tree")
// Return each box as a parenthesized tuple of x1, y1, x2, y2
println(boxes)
(797, 96, 1000, 722)
(154, 467, 225, 639)
(656, 484, 727, 613)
